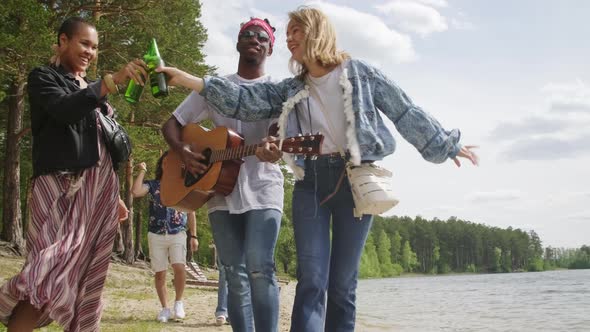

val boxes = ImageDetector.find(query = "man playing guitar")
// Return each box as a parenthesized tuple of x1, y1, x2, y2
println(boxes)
(161, 18, 283, 332)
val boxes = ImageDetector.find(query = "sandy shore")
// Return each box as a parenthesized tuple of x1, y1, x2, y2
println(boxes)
(0, 253, 367, 331)
(100, 261, 296, 331)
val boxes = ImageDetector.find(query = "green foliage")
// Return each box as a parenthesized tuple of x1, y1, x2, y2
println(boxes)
(567, 245, 590, 269)
(492, 247, 502, 272)
(390, 230, 402, 264)
(543, 245, 590, 270)
(401, 240, 418, 272)
(359, 234, 381, 278)
(0, 0, 54, 77)
(527, 257, 544, 272)
(438, 263, 452, 274)
(275, 165, 297, 276)
(376, 229, 396, 277)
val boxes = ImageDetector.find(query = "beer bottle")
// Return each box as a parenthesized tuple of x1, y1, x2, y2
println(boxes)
(123, 74, 144, 103)
(124, 38, 168, 103)
(145, 38, 168, 98)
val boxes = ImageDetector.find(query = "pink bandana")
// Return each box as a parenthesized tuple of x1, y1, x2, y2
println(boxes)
(239, 18, 275, 46)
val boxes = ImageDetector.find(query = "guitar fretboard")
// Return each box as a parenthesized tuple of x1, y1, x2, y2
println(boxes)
(210, 143, 266, 163)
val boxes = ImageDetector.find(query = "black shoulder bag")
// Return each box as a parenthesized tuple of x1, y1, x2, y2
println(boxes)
(98, 111, 132, 170)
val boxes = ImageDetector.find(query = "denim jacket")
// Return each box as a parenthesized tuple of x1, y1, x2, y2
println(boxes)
(201, 59, 461, 178)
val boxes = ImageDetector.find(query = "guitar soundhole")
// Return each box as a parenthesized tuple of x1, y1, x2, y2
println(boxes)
(183, 148, 212, 187)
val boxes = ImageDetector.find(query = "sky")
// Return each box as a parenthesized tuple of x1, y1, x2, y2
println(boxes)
(197, 0, 590, 248)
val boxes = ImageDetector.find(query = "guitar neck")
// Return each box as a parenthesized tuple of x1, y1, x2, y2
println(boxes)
(210, 143, 265, 162)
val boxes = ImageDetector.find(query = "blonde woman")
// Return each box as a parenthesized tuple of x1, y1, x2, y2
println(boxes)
(158, 6, 478, 331)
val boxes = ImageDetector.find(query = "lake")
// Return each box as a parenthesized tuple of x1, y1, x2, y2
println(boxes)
(356, 269, 590, 331)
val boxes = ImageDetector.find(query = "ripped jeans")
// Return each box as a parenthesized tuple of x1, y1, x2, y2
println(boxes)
(290, 155, 373, 332)
(209, 209, 281, 332)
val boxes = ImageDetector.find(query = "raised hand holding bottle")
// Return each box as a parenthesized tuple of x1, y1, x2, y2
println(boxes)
(124, 38, 168, 103)
(145, 38, 168, 98)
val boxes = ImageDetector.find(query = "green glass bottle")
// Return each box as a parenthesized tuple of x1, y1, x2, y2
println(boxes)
(145, 38, 168, 98)
(123, 75, 144, 103)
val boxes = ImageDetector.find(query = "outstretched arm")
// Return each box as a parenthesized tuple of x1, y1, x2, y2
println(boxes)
(452, 145, 479, 167)
(131, 162, 149, 198)
(157, 67, 204, 92)
(157, 66, 289, 121)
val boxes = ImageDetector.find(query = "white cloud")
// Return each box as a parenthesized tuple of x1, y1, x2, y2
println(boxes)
(490, 79, 590, 161)
(199, 1, 246, 73)
(566, 211, 590, 223)
(466, 190, 523, 204)
(542, 80, 590, 114)
(413, 0, 448, 7)
(449, 12, 475, 31)
(199, 0, 291, 78)
(308, 1, 416, 64)
(489, 115, 572, 141)
(499, 134, 590, 161)
(376, 0, 448, 37)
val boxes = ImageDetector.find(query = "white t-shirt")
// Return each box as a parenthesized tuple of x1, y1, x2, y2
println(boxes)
(173, 73, 284, 214)
(297, 65, 348, 154)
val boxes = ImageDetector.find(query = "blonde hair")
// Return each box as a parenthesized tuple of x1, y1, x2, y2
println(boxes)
(288, 6, 349, 78)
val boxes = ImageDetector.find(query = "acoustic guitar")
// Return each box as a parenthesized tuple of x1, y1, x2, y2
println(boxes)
(160, 123, 323, 212)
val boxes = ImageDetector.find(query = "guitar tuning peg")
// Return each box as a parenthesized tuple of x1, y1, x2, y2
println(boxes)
(289, 137, 295, 142)
(288, 147, 293, 152)
(298, 147, 303, 152)
(307, 147, 312, 152)
(309, 136, 315, 141)
(306, 132, 312, 136)
(300, 136, 305, 141)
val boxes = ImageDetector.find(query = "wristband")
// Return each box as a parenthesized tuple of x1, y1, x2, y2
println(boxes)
(103, 74, 119, 94)
(190, 235, 198, 239)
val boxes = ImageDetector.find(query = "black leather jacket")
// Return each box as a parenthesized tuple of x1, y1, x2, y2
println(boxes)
(28, 65, 110, 177)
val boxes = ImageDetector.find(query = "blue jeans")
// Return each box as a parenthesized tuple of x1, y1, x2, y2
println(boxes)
(290, 156, 373, 332)
(209, 209, 281, 332)
(215, 256, 228, 318)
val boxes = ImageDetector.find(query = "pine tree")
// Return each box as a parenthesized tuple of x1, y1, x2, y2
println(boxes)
(376, 229, 397, 276)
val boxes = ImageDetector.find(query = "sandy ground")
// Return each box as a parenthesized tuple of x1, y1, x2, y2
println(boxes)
(0, 243, 378, 332)
(99, 260, 297, 332)
(0, 247, 296, 332)
(0, 250, 373, 332)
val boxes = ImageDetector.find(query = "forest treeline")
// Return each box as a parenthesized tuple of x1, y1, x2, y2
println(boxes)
(1, 1, 588, 279)
(355, 216, 590, 278)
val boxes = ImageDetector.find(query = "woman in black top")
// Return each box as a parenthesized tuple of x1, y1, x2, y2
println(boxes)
(0, 17, 146, 331)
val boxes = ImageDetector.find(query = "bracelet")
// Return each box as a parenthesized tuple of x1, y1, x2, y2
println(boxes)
(190, 235, 198, 239)
(103, 74, 119, 94)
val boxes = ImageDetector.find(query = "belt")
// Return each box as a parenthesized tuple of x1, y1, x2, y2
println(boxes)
(318, 152, 343, 157)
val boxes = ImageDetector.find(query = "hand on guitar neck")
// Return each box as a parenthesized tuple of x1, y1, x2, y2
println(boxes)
(255, 136, 283, 163)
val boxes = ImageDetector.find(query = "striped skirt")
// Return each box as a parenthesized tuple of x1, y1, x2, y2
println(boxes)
(0, 138, 119, 331)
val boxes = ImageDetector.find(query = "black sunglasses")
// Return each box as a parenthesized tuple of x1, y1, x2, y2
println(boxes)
(239, 30, 270, 43)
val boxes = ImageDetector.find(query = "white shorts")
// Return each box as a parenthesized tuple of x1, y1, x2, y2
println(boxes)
(148, 232, 187, 272)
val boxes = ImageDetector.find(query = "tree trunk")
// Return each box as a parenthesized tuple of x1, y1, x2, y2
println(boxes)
(1, 77, 26, 254)
(113, 224, 124, 253)
(121, 159, 134, 264)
